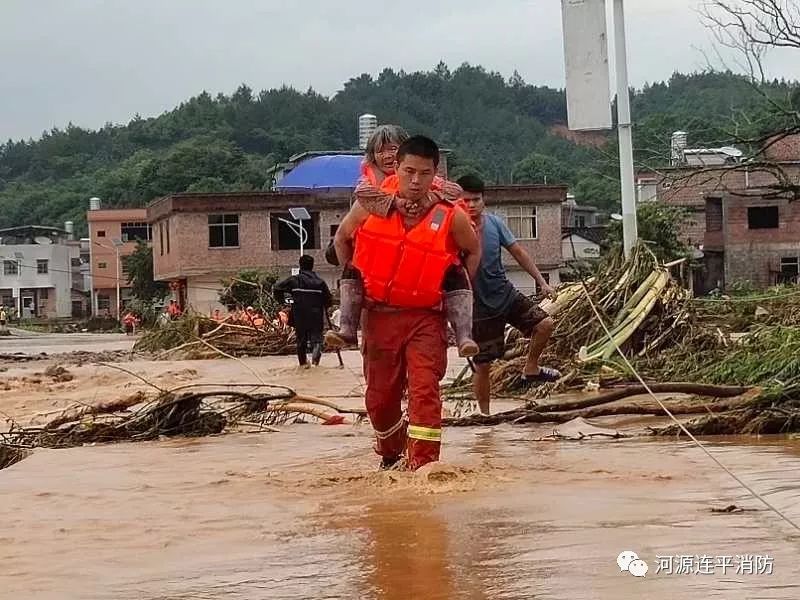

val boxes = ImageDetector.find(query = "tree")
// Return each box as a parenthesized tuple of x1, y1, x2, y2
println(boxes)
(0, 63, 796, 233)
(511, 153, 572, 185)
(125, 240, 169, 301)
(696, 1, 800, 199)
(604, 203, 690, 262)
(124, 241, 168, 322)
(218, 269, 280, 312)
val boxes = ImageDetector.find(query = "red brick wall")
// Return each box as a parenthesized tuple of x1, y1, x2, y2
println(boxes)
(484, 185, 566, 269)
(150, 187, 566, 285)
(721, 196, 800, 287)
(762, 134, 800, 162)
(152, 209, 348, 282)
(650, 164, 800, 247)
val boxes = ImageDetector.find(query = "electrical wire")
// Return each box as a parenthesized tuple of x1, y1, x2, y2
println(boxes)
(578, 277, 800, 533)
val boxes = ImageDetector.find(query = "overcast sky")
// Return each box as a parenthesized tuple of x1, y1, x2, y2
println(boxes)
(2, 0, 799, 142)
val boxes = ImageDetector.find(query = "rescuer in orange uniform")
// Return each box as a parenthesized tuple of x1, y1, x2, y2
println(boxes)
(325, 125, 477, 357)
(334, 136, 480, 470)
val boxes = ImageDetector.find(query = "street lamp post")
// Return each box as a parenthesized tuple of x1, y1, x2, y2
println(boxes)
(111, 238, 124, 319)
(278, 207, 312, 266)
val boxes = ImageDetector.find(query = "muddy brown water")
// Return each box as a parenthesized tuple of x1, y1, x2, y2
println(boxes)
(3, 424, 800, 600)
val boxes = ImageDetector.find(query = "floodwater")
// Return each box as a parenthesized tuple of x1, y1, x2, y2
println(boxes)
(3, 424, 800, 599)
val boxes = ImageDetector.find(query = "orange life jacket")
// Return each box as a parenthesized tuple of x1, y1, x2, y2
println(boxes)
(353, 200, 459, 309)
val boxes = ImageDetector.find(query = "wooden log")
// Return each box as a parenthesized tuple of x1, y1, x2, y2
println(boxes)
(444, 389, 754, 427)
(536, 383, 751, 413)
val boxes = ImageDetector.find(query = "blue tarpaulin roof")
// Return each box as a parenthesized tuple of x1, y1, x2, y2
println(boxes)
(275, 155, 363, 190)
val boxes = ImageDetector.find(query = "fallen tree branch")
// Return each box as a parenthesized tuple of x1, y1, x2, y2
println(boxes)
(535, 383, 752, 413)
(444, 389, 754, 427)
(42, 391, 149, 429)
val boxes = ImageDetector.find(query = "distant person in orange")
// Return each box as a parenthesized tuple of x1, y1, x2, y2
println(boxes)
(122, 311, 137, 335)
(278, 307, 290, 329)
(166, 299, 181, 320)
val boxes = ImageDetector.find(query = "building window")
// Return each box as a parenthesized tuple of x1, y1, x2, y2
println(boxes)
(97, 294, 111, 311)
(781, 257, 799, 284)
(39, 288, 49, 300)
(747, 206, 779, 229)
(97, 230, 106, 237)
(576, 215, 586, 228)
(37, 259, 49, 274)
(98, 262, 108, 269)
(208, 214, 240, 248)
(637, 179, 658, 203)
(159, 222, 164, 256)
(706, 198, 723, 232)
(121, 257, 131, 277)
(120, 222, 152, 242)
(498, 206, 537, 239)
(270, 212, 320, 250)
(330, 224, 339, 238)
(3, 260, 18, 276)
(166, 221, 170, 253)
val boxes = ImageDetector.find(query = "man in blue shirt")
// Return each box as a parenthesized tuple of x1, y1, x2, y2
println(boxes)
(456, 175, 560, 415)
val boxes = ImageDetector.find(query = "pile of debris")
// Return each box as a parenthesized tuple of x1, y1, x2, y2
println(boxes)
(487, 245, 699, 394)
(445, 242, 800, 435)
(1, 384, 361, 469)
(134, 313, 297, 359)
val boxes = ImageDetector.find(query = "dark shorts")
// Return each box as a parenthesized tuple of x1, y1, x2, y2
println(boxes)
(472, 292, 549, 364)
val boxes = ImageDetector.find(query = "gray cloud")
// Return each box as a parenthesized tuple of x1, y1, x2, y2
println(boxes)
(2, 0, 798, 141)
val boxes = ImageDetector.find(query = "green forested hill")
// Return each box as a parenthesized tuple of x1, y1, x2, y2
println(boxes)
(0, 63, 795, 235)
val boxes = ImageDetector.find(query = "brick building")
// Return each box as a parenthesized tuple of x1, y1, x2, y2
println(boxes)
(87, 204, 151, 317)
(147, 185, 565, 315)
(637, 133, 800, 291)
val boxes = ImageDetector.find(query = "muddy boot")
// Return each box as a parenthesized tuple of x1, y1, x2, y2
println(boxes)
(325, 278, 363, 349)
(445, 289, 479, 358)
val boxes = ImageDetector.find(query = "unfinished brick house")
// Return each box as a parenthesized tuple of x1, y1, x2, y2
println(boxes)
(636, 133, 800, 292)
(146, 185, 566, 315)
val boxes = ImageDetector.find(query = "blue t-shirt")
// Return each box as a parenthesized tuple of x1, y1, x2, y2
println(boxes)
(474, 213, 517, 318)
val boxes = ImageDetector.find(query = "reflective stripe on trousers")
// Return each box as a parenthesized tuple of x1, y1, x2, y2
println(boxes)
(363, 308, 447, 470)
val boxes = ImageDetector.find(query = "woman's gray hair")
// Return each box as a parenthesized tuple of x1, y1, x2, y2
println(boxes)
(364, 124, 410, 165)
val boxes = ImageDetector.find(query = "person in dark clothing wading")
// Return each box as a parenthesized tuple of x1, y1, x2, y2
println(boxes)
(273, 255, 333, 367)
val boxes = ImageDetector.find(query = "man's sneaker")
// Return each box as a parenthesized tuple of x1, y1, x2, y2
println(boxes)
(379, 456, 403, 470)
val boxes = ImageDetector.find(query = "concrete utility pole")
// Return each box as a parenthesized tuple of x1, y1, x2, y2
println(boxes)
(561, 0, 638, 257)
(612, 0, 638, 258)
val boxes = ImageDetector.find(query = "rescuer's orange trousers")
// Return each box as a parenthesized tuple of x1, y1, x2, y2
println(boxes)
(363, 308, 447, 470)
